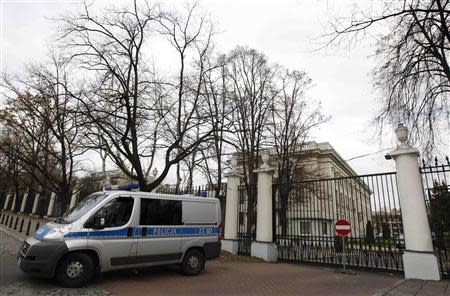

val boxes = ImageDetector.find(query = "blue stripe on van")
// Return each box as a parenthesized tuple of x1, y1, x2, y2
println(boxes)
(64, 226, 218, 238)
(65, 228, 128, 238)
(134, 227, 142, 236)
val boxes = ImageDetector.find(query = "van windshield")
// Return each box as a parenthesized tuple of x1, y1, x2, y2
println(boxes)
(55, 192, 109, 224)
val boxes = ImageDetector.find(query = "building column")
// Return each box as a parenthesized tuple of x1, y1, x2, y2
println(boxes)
(10, 193, 17, 212)
(386, 124, 440, 281)
(46, 192, 56, 217)
(69, 185, 79, 209)
(221, 156, 242, 254)
(3, 193, 11, 210)
(31, 186, 41, 215)
(20, 188, 29, 213)
(251, 151, 277, 262)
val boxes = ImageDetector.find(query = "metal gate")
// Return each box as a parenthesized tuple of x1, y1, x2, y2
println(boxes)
(273, 172, 404, 273)
(237, 185, 256, 255)
(421, 158, 450, 278)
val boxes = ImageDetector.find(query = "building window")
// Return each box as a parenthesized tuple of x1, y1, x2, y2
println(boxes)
(299, 221, 312, 235)
(358, 212, 363, 220)
(322, 222, 328, 236)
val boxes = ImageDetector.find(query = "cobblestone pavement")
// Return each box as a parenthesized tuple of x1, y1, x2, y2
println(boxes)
(0, 229, 21, 256)
(0, 282, 112, 296)
(380, 279, 450, 296)
(98, 260, 402, 296)
(0, 227, 111, 296)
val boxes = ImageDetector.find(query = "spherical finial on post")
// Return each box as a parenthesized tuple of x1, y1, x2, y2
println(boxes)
(261, 150, 270, 166)
(230, 156, 238, 169)
(395, 123, 408, 144)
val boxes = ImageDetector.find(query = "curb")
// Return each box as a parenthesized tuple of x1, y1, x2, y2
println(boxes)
(373, 279, 407, 296)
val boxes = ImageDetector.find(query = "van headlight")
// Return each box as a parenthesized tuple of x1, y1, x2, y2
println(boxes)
(43, 225, 72, 240)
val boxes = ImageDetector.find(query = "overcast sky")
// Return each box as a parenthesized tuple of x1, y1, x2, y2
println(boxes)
(1, 0, 447, 181)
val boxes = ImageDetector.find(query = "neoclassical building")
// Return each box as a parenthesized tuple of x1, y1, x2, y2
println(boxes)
(238, 141, 373, 239)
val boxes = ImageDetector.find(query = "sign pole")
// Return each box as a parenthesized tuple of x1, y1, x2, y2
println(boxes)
(342, 235, 346, 271)
(334, 219, 352, 273)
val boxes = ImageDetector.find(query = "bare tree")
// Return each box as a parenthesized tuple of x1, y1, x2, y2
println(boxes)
(0, 132, 26, 206)
(327, 0, 450, 156)
(225, 46, 278, 235)
(1, 57, 85, 215)
(59, 1, 219, 192)
(188, 55, 233, 199)
(269, 69, 326, 235)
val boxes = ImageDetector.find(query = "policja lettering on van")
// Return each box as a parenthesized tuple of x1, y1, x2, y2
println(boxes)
(153, 227, 177, 236)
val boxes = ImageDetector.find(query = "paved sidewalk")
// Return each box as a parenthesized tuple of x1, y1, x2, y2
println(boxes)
(379, 279, 449, 296)
(98, 261, 402, 296)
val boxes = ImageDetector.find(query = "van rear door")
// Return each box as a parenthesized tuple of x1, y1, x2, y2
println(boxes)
(180, 200, 220, 257)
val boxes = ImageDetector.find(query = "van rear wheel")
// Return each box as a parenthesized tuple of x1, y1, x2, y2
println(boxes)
(55, 252, 95, 288)
(181, 249, 204, 275)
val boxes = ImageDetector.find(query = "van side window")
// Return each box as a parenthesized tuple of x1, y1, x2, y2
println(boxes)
(91, 197, 134, 228)
(140, 199, 182, 226)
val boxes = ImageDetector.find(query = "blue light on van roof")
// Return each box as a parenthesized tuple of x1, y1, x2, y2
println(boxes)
(104, 183, 140, 191)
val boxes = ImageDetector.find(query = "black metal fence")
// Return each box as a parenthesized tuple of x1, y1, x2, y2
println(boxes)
(155, 184, 226, 197)
(237, 185, 256, 255)
(421, 157, 450, 278)
(273, 172, 404, 273)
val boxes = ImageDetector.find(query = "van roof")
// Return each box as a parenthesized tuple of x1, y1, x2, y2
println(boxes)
(103, 190, 220, 202)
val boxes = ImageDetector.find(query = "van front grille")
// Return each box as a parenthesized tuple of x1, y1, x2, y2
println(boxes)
(20, 242, 31, 257)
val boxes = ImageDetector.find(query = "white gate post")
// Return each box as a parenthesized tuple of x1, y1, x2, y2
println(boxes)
(20, 188, 29, 213)
(31, 186, 41, 215)
(10, 193, 17, 211)
(69, 185, 80, 209)
(386, 124, 440, 281)
(221, 156, 242, 254)
(251, 150, 277, 262)
(46, 192, 56, 217)
(3, 193, 11, 210)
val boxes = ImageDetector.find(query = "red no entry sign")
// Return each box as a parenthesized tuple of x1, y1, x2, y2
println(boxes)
(335, 220, 351, 237)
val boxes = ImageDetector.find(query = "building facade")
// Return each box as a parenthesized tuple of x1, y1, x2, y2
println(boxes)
(271, 141, 372, 239)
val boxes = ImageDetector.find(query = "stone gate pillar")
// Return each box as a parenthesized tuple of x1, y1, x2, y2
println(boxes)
(386, 124, 440, 281)
(10, 193, 17, 212)
(221, 156, 241, 254)
(20, 188, 29, 213)
(3, 193, 11, 210)
(251, 151, 277, 262)
(69, 185, 80, 209)
(31, 186, 42, 215)
(46, 192, 56, 217)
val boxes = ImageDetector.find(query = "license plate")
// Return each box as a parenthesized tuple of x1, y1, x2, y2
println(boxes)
(17, 257, 22, 267)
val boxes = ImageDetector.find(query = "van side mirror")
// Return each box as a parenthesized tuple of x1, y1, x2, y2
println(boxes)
(86, 216, 105, 230)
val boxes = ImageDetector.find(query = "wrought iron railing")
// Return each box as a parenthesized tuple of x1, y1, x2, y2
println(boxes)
(237, 185, 256, 255)
(420, 157, 450, 278)
(273, 172, 404, 272)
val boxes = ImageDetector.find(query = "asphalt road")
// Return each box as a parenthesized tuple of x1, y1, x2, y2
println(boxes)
(0, 229, 110, 296)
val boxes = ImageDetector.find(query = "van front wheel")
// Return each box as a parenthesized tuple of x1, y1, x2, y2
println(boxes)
(181, 249, 205, 275)
(55, 252, 95, 288)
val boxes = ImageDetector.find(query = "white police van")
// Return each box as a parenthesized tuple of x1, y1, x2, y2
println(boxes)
(17, 191, 222, 287)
